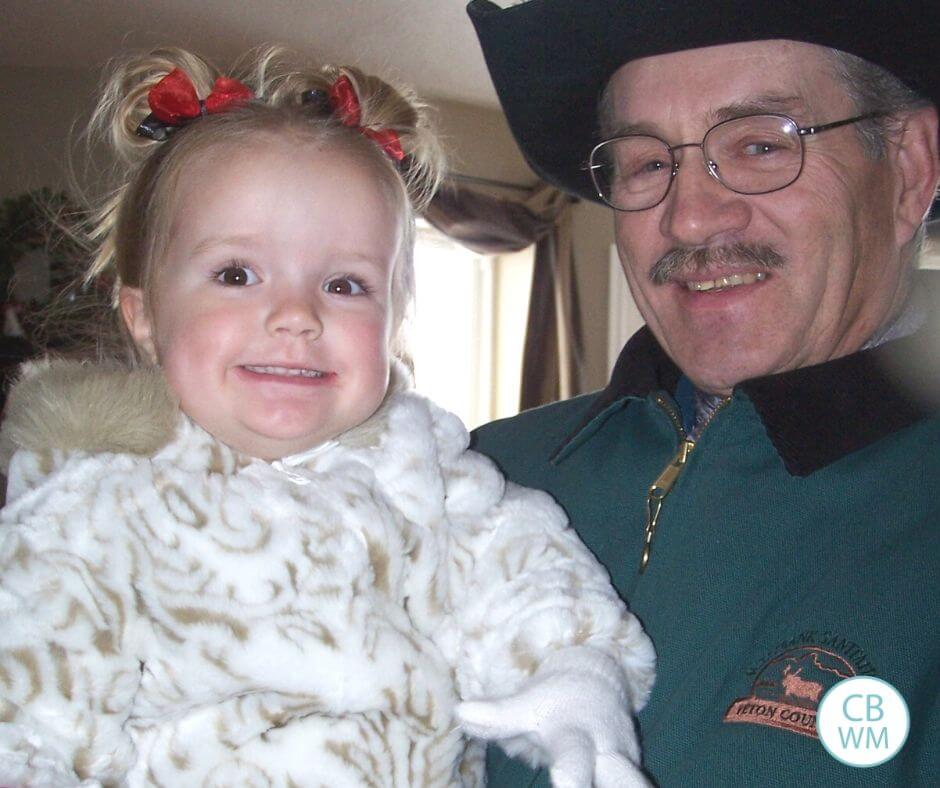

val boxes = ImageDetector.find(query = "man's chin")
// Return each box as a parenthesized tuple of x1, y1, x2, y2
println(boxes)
(653, 321, 798, 395)
(673, 352, 778, 397)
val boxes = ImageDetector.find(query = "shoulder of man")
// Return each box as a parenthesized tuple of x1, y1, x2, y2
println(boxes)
(471, 392, 601, 465)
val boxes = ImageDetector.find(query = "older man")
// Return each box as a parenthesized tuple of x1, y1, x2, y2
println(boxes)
(467, 0, 939, 784)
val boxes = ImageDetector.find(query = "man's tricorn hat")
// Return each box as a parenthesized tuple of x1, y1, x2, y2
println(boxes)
(467, 0, 940, 203)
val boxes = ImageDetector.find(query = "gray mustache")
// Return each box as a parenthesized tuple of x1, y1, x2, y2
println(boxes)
(649, 243, 786, 285)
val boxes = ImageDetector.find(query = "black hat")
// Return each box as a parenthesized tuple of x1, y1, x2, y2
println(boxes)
(468, 0, 940, 203)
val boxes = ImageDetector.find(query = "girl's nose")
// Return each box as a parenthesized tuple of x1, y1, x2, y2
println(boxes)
(265, 296, 323, 339)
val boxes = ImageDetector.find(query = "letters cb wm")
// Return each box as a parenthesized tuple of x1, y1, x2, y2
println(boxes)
(816, 676, 910, 767)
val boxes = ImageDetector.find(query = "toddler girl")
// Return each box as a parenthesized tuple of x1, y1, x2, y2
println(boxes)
(0, 48, 654, 787)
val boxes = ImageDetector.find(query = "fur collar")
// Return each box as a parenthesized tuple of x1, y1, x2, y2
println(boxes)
(2, 360, 179, 467)
(0, 358, 413, 471)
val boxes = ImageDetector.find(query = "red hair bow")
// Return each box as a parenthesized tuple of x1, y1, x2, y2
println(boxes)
(136, 68, 253, 139)
(327, 75, 405, 162)
(149, 68, 253, 123)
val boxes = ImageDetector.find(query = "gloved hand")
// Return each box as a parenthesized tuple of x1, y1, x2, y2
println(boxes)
(456, 647, 650, 788)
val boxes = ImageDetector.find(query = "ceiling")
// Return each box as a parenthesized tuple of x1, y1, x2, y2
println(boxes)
(0, 0, 503, 107)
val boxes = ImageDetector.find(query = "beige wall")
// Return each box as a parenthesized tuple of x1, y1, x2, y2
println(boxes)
(433, 97, 533, 187)
(0, 66, 617, 394)
(0, 66, 101, 197)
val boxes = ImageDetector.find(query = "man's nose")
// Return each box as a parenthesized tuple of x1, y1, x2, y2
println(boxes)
(658, 146, 752, 248)
(265, 293, 324, 339)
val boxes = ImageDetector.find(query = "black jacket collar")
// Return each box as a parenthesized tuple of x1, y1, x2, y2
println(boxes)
(558, 321, 939, 477)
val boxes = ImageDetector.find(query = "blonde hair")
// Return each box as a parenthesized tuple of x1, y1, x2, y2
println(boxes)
(83, 46, 444, 359)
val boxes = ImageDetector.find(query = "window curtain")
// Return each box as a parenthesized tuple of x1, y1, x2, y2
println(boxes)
(423, 181, 584, 410)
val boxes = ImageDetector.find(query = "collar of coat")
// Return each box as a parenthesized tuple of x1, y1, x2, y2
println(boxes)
(554, 314, 940, 477)
(0, 358, 413, 474)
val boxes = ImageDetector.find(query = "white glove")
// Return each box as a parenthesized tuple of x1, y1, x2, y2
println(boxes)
(456, 647, 650, 788)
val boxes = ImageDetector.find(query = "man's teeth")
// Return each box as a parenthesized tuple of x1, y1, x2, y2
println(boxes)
(685, 271, 767, 292)
(244, 365, 325, 378)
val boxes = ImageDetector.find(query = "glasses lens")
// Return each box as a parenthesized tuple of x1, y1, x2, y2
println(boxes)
(590, 136, 673, 211)
(705, 115, 803, 194)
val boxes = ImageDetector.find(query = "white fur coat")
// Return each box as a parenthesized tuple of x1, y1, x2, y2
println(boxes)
(0, 361, 654, 787)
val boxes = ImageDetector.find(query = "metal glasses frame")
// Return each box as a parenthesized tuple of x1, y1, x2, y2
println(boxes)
(588, 111, 886, 211)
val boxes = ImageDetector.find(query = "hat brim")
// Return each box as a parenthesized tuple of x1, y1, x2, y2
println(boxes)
(468, 0, 940, 203)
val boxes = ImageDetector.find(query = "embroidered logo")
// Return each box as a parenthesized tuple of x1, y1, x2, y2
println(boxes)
(724, 645, 860, 738)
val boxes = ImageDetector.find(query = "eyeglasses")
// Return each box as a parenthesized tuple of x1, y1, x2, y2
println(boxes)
(588, 112, 884, 212)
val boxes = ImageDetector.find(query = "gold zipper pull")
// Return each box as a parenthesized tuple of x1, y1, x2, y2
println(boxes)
(641, 438, 694, 572)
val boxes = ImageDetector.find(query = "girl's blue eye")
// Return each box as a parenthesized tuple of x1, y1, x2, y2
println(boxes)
(324, 277, 366, 296)
(215, 265, 259, 286)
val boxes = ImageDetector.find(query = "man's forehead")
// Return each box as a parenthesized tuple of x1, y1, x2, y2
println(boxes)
(607, 95, 817, 138)
(606, 39, 841, 128)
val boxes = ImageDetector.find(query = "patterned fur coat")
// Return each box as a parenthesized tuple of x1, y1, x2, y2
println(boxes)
(0, 361, 654, 787)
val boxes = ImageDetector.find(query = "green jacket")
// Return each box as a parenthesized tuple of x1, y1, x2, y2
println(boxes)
(473, 325, 939, 787)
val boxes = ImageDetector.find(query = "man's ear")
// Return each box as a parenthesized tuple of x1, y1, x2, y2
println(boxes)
(119, 286, 158, 364)
(891, 105, 939, 248)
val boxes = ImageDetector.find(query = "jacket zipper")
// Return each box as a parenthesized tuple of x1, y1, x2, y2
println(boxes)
(640, 394, 729, 573)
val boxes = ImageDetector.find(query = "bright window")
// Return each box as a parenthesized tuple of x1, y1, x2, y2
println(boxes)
(410, 221, 533, 429)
